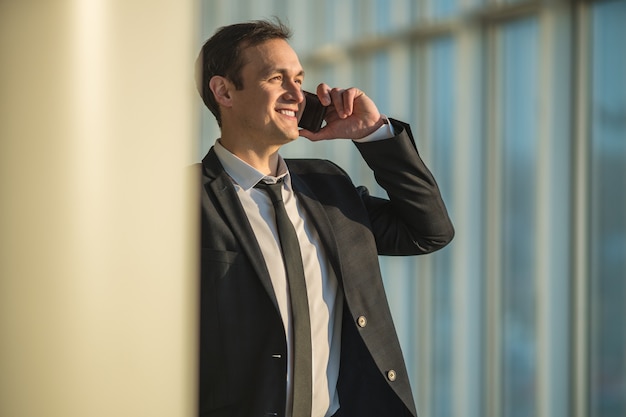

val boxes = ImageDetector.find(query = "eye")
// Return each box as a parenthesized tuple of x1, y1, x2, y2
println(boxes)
(269, 75, 282, 82)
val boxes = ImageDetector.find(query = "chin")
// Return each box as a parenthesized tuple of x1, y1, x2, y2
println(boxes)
(270, 124, 299, 144)
(278, 136, 298, 146)
(281, 129, 300, 143)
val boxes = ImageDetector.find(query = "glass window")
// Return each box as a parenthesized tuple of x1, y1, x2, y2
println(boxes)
(428, 0, 457, 20)
(197, 2, 626, 417)
(371, 50, 391, 112)
(498, 17, 539, 417)
(375, 0, 393, 32)
(427, 36, 456, 417)
(353, 50, 392, 195)
(590, 1, 626, 416)
(323, 0, 337, 43)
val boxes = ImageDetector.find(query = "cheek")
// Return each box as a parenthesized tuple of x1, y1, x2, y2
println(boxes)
(242, 103, 272, 127)
(237, 91, 276, 124)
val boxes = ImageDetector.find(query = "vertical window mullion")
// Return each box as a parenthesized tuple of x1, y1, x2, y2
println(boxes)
(572, 2, 591, 417)
(452, 18, 486, 417)
(484, 21, 504, 417)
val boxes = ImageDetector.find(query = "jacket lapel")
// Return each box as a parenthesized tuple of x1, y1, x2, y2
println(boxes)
(290, 173, 344, 285)
(202, 149, 280, 311)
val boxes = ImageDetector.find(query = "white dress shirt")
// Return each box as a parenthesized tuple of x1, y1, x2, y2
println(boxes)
(212, 119, 394, 417)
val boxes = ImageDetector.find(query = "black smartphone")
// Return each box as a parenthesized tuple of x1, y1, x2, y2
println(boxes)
(298, 91, 327, 132)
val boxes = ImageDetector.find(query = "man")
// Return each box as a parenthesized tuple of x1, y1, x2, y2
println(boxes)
(195, 19, 454, 417)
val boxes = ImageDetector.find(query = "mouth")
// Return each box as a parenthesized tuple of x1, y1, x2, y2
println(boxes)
(276, 109, 297, 118)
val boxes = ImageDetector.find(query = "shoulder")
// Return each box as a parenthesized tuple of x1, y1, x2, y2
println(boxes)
(286, 159, 363, 206)
(285, 158, 349, 178)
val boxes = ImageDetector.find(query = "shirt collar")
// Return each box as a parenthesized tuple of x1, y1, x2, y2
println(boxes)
(213, 140, 290, 190)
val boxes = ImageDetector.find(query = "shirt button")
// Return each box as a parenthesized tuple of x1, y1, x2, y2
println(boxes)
(357, 315, 367, 328)
(387, 370, 397, 382)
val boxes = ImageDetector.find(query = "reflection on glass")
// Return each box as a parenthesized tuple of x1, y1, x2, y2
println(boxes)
(429, 0, 457, 20)
(499, 17, 539, 417)
(428, 36, 456, 417)
(590, 1, 626, 416)
(375, 0, 392, 32)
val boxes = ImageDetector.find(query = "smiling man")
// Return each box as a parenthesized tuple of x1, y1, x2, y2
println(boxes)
(195, 19, 454, 417)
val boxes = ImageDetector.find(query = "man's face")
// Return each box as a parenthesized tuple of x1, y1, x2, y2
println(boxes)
(229, 38, 305, 147)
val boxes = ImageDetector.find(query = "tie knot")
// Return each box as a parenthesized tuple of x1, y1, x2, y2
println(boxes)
(255, 179, 284, 203)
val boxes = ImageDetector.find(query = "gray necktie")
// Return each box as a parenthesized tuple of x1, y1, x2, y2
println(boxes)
(256, 179, 312, 417)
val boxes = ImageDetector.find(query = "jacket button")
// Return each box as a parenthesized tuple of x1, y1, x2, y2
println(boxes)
(357, 315, 367, 328)
(387, 370, 397, 382)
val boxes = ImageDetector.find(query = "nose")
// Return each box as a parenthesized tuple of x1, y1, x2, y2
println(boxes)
(285, 81, 304, 103)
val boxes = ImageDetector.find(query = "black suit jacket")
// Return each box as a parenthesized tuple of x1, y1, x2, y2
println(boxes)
(198, 120, 454, 417)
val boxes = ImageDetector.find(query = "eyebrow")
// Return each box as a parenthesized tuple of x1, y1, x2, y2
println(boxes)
(261, 66, 305, 78)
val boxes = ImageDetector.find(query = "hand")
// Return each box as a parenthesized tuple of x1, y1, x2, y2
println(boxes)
(299, 83, 386, 141)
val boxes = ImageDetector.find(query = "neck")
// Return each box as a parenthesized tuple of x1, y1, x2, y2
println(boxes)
(218, 136, 280, 176)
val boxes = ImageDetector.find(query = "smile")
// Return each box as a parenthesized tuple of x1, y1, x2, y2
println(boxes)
(277, 109, 296, 117)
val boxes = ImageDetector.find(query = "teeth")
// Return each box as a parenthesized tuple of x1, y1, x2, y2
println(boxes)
(278, 110, 295, 117)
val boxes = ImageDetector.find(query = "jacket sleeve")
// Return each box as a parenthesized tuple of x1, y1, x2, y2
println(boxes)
(354, 119, 455, 255)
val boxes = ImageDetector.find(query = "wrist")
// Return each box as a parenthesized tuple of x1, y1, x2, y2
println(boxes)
(353, 115, 394, 143)
(357, 115, 387, 138)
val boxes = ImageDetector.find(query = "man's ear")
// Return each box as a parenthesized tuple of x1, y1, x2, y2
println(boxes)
(209, 76, 234, 108)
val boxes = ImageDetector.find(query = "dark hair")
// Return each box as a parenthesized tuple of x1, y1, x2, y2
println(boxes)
(195, 19, 292, 127)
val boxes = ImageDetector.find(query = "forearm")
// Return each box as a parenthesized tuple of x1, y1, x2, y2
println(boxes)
(354, 119, 455, 255)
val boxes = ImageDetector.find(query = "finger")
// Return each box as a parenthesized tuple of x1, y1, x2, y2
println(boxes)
(300, 126, 335, 142)
(342, 88, 360, 117)
(316, 83, 332, 106)
(322, 105, 340, 123)
(299, 127, 326, 141)
(330, 88, 348, 118)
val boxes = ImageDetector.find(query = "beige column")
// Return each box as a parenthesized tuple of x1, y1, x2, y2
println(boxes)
(0, 1, 198, 417)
